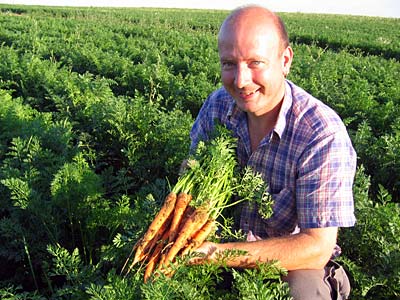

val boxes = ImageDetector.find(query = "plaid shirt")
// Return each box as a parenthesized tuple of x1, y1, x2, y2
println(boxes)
(190, 80, 357, 240)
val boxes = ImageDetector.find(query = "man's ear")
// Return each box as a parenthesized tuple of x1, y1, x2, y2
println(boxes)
(282, 46, 293, 77)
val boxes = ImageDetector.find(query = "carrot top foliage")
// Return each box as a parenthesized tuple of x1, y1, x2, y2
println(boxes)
(173, 123, 272, 221)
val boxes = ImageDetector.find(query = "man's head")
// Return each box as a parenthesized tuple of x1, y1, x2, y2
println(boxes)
(219, 5, 290, 55)
(217, 5, 293, 117)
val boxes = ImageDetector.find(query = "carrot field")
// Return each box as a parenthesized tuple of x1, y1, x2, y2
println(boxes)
(0, 4, 399, 299)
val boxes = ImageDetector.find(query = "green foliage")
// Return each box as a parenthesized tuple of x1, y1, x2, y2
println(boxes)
(129, 253, 290, 299)
(351, 119, 400, 199)
(43, 244, 101, 299)
(236, 167, 273, 219)
(0, 286, 45, 300)
(232, 263, 292, 300)
(0, 4, 399, 300)
(283, 13, 400, 60)
(101, 95, 192, 186)
(86, 271, 143, 300)
(338, 166, 400, 299)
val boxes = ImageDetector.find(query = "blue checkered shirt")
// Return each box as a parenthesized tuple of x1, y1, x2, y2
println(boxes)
(190, 80, 357, 240)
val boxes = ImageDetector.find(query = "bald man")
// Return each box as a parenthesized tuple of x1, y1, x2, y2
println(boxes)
(189, 5, 356, 300)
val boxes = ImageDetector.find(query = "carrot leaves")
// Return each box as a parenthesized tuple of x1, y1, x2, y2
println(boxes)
(173, 123, 273, 221)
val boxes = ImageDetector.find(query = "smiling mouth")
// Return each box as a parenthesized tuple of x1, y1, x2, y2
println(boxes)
(239, 89, 259, 98)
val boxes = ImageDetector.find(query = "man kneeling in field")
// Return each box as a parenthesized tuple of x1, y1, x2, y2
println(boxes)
(189, 5, 356, 300)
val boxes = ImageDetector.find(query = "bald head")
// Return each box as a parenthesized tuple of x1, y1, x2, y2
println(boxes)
(218, 5, 289, 54)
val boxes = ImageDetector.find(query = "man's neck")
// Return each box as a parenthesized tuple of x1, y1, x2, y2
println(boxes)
(247, 100, 282, 152)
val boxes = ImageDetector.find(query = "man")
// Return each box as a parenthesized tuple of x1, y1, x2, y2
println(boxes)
(189, 5, 356, 300)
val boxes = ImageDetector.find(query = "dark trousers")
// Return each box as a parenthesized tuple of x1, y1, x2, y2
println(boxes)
(282, 260, 351, 300)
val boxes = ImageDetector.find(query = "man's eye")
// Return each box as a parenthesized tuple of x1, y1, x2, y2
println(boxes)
(221, 61, 235, 69)
(251, 61, 263, 66)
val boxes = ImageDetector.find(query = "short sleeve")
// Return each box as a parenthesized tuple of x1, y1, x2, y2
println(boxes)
(296, 130, 357, 228)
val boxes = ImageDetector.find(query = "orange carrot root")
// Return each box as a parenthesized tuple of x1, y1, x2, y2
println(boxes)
(143, 230, 170, 283)
(161, 207, 209, 267)
(156, 203, 195, 271)
(143, 259, 155, 283)
(141, 213, 172, 262)
(169, 192, 192, 242)
(155, 219, 215, 278)
(132, 192, 177, 266)
(180, 218, 215, 257)
(178, 205, 195, 232)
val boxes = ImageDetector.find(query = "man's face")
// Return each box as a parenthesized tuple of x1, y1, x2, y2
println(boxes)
(218, 20, 291, 117)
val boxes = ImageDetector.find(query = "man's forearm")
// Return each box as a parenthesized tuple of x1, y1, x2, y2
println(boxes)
(194, 227, 338, 270)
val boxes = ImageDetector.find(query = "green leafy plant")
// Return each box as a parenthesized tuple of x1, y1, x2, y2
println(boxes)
(338, 166, 400, 299)
(0, 5, 399, 300)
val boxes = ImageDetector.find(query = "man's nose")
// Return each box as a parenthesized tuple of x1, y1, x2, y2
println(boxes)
(234, 65, 252, 88)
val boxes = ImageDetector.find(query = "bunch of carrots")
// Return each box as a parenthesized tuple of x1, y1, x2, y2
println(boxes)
(121, 124, 270, 282)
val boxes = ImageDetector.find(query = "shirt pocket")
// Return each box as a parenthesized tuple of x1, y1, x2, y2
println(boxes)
(263, 187, 298, 237)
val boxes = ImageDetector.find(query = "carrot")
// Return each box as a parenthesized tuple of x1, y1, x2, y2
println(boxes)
(140, 212, 172, 262)
(168, 192, 192, 242)
(180, 218, 215, 257)
(179, 205, 195, 230)
(161, 207, 209, 267)
(124, 217, 170, 277)
(144, 230, 169, 283)
(157, 218, 215, 279)
(143, 259, 156, 283)
(158, 203, 194, 269)
(132, 192, 177, 266)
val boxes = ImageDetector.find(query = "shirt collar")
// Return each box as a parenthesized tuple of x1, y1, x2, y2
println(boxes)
(274, 80, 293, 139)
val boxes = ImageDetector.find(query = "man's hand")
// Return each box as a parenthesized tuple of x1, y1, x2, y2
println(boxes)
(189, 241, 219, 265)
